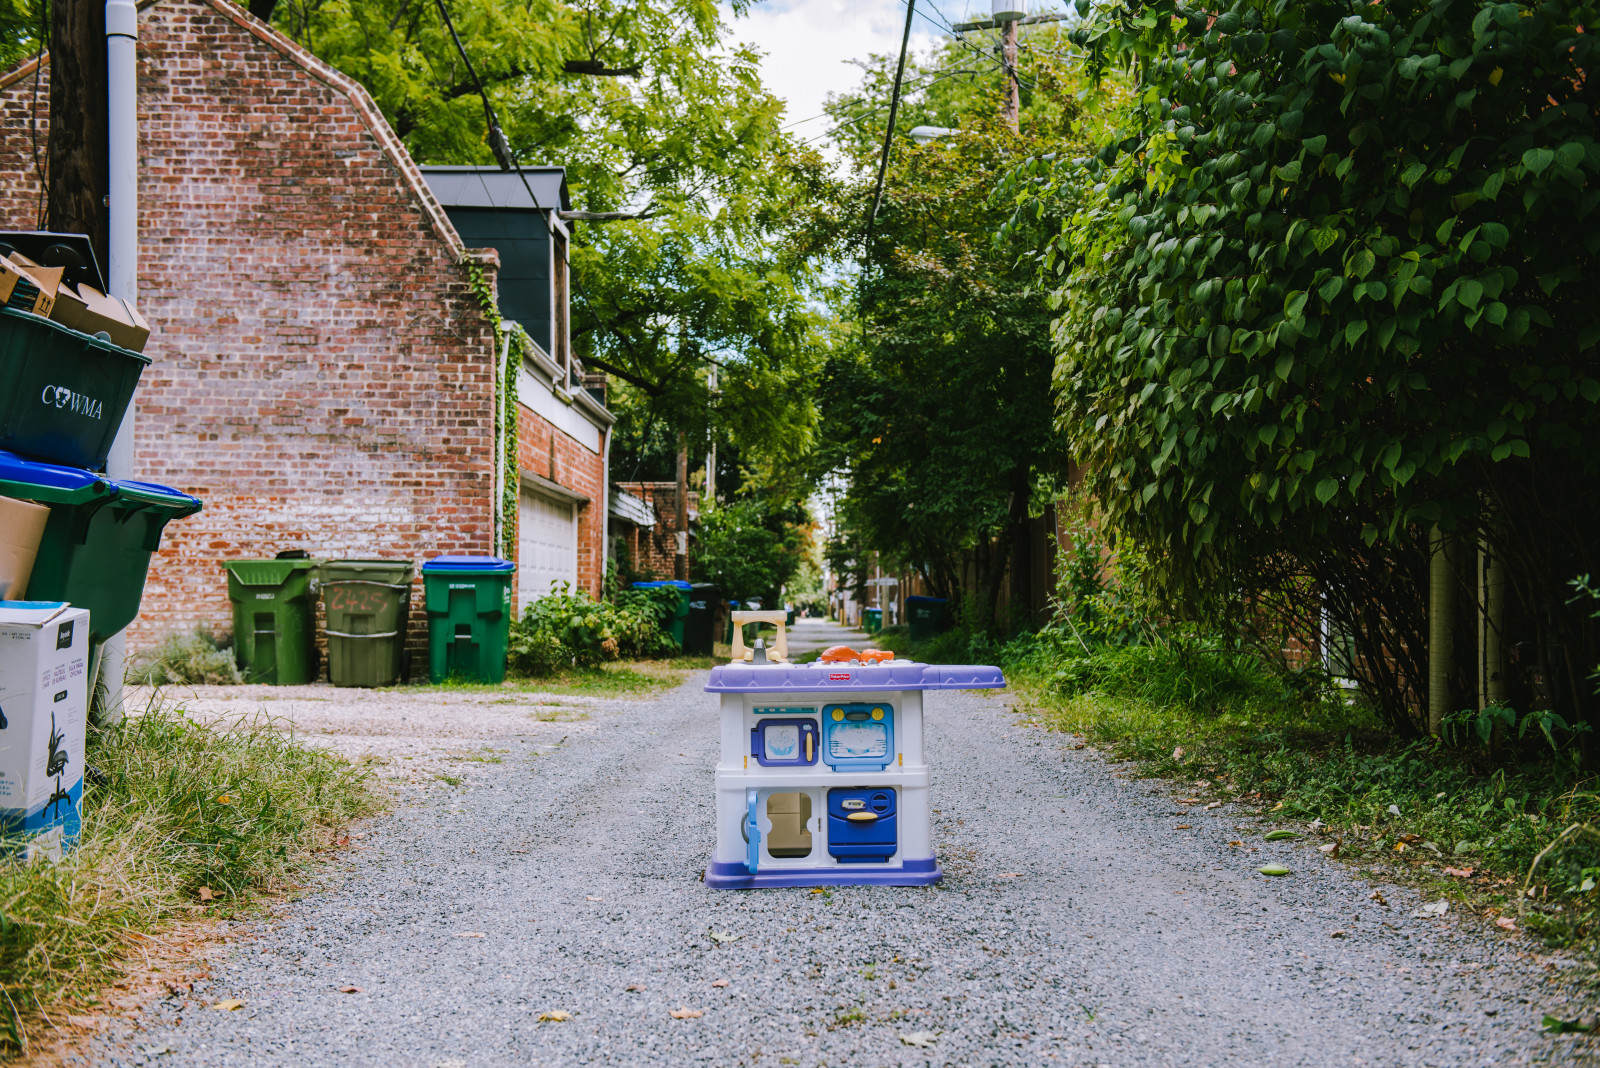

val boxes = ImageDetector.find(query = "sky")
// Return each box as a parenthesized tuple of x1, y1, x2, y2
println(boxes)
(725, 0, 976, 149)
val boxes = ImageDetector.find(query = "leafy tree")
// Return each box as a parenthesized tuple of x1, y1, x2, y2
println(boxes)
(691, 495, 809, 604)
(811, 42, 1081, 629)
(1000, 0, 1600, 730)
(255, 0, 831, 462)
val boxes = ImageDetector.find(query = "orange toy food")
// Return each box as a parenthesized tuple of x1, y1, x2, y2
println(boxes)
(858, 649, 895, 664)
(819, 645, 859, 663)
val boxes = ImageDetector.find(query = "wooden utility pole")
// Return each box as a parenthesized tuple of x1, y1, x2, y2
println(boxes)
(1428, 528, 1461, 736)
(675, 433, 689, 581)
(1001, 17, 1020, 133)
(48, 0, 110, 255)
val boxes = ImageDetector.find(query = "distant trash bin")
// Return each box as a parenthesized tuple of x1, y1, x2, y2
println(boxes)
(724, 599, 741, 645)
(632, 579, 692, 650)
(684, 583, 720, 656)
(0, 449, 202, 646)
(323, 559, 414, 687)
(223, 558, 320, 685)
(863, 607, 882, 633)
(422, 556, 515, 684)
(906, 595, 951, 643)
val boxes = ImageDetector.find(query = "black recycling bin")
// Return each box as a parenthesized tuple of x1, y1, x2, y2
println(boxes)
(684, 583, 720, 656)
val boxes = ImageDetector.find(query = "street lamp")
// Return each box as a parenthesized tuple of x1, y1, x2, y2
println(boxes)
(992, 0, 1026, 22)
(908, 126, 958, 143)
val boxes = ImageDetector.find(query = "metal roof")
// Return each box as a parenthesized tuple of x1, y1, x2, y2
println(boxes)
(419, 166, 571, 213)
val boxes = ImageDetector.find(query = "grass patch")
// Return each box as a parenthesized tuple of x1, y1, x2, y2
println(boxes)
(409, 657, 713, 700)
(0, 701, 381, 1057)
(914, 624, 1600, 948)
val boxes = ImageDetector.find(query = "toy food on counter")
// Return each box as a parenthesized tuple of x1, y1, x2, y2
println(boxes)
(819, 645, 894, 665)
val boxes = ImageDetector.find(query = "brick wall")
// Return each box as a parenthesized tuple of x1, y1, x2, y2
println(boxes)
(616, 482, 697, 580)
(514, 403, 606, 597)
(0, 0, 503, 674)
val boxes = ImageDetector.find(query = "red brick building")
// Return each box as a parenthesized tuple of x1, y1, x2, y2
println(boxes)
(0, 0, 610, 668)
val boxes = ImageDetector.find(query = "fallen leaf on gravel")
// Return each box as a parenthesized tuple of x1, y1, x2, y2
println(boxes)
(711, 979, 729, 988)
(585, 896, 602, 902)
(997, 872, 1022, 878)
(1271, 801, 1284, 811)
(197, 887, 214, 902)
(1444, 867, 1475, 878)
(1319, 841, 1341, 857)
(1264, 830, 1302, 841)
(670, 1007, 704, 1019)
(1497, 916, 1518, 931)
(626, 984, 647, 992)
(709, 931, 739, 943)
(1542, 1014, 1592, 1034)
(454, 932, 486, 938)
(1330, 930, 1347, 938)
(900, 1031, 940, 1048)
(537, 1010, 572, 1022)
(1413, 901, 1449, 917)
(1370, 890, 1388, 906)
(339, 986, 362, 994)
(1227, 840, 1243, 847)
(1205, 801, 1223, 810)
(1072, 742, 1086, 750)
(810, 888, 826, 894)
(1172, 747, 1185, 761)
(210, 999, 245, 1012)
(1258, 865, 1291, 877)
(1175, 824, 1192, 830)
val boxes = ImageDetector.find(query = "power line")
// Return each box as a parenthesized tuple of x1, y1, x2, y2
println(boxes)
(862, 0, 919, 255)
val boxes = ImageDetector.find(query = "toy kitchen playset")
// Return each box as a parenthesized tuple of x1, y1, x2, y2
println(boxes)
(704, 610, 1005, 889)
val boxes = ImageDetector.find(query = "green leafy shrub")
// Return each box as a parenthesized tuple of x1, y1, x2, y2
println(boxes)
(508, 584, 679, 676)
(127, 627, 243, 686)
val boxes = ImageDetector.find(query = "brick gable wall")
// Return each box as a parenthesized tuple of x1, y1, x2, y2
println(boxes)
(0, 0, 502, 675)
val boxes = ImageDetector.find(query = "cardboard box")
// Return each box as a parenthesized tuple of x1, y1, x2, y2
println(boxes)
(0, 495, 49, 599)
(49, 283, 151, 352)
(2, 254, 63, 317)
(0, 601, 90, 861)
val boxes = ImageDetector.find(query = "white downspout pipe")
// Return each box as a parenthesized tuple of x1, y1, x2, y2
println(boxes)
(99, 0, 138, 723)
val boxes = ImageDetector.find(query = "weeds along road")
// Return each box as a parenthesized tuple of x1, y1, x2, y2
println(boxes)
(100, 674, 1598, 1067)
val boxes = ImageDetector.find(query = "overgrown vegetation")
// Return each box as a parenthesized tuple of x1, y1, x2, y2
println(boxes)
(0, 704, 380, 1057)
(910, 512, 1600, 948)
(126, 627, 243, 687)
(507, 582, 681, 676)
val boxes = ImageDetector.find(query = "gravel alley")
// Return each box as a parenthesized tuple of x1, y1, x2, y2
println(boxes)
(96, 671, 1600, 1068)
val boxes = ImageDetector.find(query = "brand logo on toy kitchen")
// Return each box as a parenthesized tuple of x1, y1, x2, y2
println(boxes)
(39, 385, 103, 421)
(828, 672, 851, 681)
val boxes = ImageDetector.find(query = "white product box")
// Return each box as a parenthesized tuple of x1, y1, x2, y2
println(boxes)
(0, 601, 90, 860)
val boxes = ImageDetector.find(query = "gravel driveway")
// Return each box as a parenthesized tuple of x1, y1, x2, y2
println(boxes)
(98, 673, 1599, 1067)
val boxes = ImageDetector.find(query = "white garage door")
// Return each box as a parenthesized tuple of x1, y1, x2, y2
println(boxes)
(518, 489, 577, 610)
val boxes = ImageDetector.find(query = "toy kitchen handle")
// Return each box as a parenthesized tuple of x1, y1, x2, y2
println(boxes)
(730, 609, 789, 663)
(846, 811, 879, 822)
(745, 788, 761, 875)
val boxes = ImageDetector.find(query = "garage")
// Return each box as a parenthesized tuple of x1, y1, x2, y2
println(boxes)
(518, 480, 580, 610)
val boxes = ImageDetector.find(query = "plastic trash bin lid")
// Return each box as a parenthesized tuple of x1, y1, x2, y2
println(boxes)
(632, 580, 692, 589)
(0, 448, 115, 503)
(422, 555, 515, 573)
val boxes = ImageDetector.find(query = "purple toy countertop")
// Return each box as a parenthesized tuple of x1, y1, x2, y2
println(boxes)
(704, 662, 1006, 693)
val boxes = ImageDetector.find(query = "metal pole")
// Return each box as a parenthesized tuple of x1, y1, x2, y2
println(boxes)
(99, 0, 138, 724)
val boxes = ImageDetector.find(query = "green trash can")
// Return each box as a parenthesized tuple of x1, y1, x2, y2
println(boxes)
(632, 580, 692, 650)
(422, 555, 515, 684)
(906, 595, 950, 643)
(0, 450, 202, 645)
(684, 583, 720, 657)
(223, 558, 320, 685)
(323, 559, 414, 687)
(863, 607, 882, 633)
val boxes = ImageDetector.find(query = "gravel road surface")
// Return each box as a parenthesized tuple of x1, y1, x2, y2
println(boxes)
(97, 672, 1599, 1068)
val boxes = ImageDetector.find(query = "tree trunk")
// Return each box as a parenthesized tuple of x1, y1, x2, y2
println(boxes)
(1428, 527, 1460, 736)
(48, 0, 109, 258)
